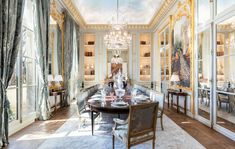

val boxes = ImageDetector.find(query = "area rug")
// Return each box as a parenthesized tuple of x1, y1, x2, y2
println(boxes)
(38, 113, 205, 149)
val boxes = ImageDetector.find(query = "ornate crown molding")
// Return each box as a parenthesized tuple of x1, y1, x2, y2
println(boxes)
(50, 0, 65, 31)
(61, 0, 86, 28)
(149, 0, 177, 29)
(60, 0, 177, 31)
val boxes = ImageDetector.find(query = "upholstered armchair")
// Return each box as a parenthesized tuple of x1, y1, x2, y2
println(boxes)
(112, 102, 159, 149)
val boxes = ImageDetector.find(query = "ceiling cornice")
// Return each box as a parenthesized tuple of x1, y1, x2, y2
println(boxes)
(149, 0, 177, 29)
(61, 0, 177, 31)
(61, 0, 86, 28)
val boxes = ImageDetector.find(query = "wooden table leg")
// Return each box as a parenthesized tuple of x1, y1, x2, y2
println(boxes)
(91, 111, 94, 135)
(167, 92, 170, 108)
(184, 96, 187, 115)
(54, 93, 57, 111)
(177, 95, 179, 113)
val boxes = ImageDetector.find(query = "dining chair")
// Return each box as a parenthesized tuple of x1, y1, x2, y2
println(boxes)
(154, 92, 165, 130)
(218, 92, 230, 111)
(227, 88, 235, 113)
(112, 102, 159, 149)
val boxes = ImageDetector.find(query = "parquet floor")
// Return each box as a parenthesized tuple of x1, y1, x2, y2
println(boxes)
(4, 103, 235, 149)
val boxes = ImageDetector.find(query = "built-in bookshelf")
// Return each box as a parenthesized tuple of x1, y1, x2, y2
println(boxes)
(84, 34, 95, 81)
(139, 33, 151, 81)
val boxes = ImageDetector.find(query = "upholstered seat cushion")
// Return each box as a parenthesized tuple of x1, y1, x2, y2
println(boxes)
(113, 125, 154, 144)
(157, 110, 162, 117)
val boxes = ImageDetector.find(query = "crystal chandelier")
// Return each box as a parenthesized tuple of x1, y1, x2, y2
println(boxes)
(104, 0, 132, 50)
(111, 50, 123, 64)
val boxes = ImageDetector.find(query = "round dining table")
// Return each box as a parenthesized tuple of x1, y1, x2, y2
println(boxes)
(87, 96, 150, 135)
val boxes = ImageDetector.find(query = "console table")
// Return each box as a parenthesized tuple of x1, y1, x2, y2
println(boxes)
(167, 89, 188, 114)
(49, 89, 66, 111)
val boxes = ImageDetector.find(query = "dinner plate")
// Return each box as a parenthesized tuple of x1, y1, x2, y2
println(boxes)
(111, 101, 128, 107)
(91, 94, 102, 98)
(134, 95, 148, 101)
(88, 98, 102, 103)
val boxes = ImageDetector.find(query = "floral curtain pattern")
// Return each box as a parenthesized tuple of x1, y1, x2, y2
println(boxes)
(35, 0, 51, 120)
(0, 0, 25, 147)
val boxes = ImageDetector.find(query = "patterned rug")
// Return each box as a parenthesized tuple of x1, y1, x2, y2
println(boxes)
(38, 113, 205, 149)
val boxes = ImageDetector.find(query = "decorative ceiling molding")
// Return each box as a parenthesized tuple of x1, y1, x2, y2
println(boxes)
(60, 0, 177, 31)
(149, 0, 177, 29)
(50, 0, 65, 31)
(61, 0, 86, 28)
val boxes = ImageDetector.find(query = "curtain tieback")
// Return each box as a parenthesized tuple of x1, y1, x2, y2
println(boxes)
(0, 79, 7, 93)
(0, 79, 10, 108)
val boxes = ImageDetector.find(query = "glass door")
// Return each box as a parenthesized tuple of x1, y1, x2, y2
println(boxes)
(160, 27, 170, 94)
(214, 15, 235, 138)
(196, 0, 235, 140)
(196, 28, 213, 126)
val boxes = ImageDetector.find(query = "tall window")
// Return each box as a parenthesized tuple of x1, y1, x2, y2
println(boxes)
(7, 0, 37, 123)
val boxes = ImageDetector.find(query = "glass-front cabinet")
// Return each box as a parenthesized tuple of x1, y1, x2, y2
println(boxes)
(159, 26, 170, 94)
(139, 33, 151, 81)
(196, 0, 235, 140)
(84, 34, 96, 82)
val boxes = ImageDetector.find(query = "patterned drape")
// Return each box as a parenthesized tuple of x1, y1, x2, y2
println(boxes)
(35, 0, 51, 120)
(57, 24, 62, 75)
(0, 0, 25, 147)
(75, 25, 80, 69)
(63, 12, 80, 106)
(63, 12, 74, 106)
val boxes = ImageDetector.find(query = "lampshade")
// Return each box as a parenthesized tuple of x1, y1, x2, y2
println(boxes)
(170, 73, 180, 82)
(54, 75, 63, 82)
(48, 75, 54, 82)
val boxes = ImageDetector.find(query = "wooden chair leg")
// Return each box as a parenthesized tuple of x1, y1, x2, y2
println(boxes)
(152, 139, 155, 149)
(112, 135, 115, 149)
(161, 116, 164, 131)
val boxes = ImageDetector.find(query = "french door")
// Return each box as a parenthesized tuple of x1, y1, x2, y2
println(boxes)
(196, 0, 235, 141)
(196, 26, 213, 127)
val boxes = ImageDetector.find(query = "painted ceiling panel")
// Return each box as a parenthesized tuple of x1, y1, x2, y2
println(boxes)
(72, 0, 164, 24)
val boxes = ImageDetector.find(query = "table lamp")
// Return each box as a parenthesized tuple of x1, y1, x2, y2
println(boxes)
(170, 73, 180, 88)
(54, 75, 63, 89)
(48, 75, 54, 90)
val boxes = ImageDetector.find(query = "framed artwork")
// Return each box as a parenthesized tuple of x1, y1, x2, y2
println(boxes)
(171, 0, 193, 90)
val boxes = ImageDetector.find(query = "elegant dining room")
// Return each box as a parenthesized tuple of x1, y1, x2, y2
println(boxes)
(1, 0, 235, 149)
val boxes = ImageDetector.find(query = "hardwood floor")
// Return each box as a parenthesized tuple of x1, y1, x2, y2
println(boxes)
(5, 103, 77, 149)
(198, 108, 235, 133)
(165, 106, 235, 149)
(4, 102, 235, 149)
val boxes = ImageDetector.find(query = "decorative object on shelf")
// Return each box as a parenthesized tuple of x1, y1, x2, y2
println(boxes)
(140, 41, 146, 45)
(87, 41, 95, 45)
(144, 52, 150, 57)
(104, 0, 132, 51)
